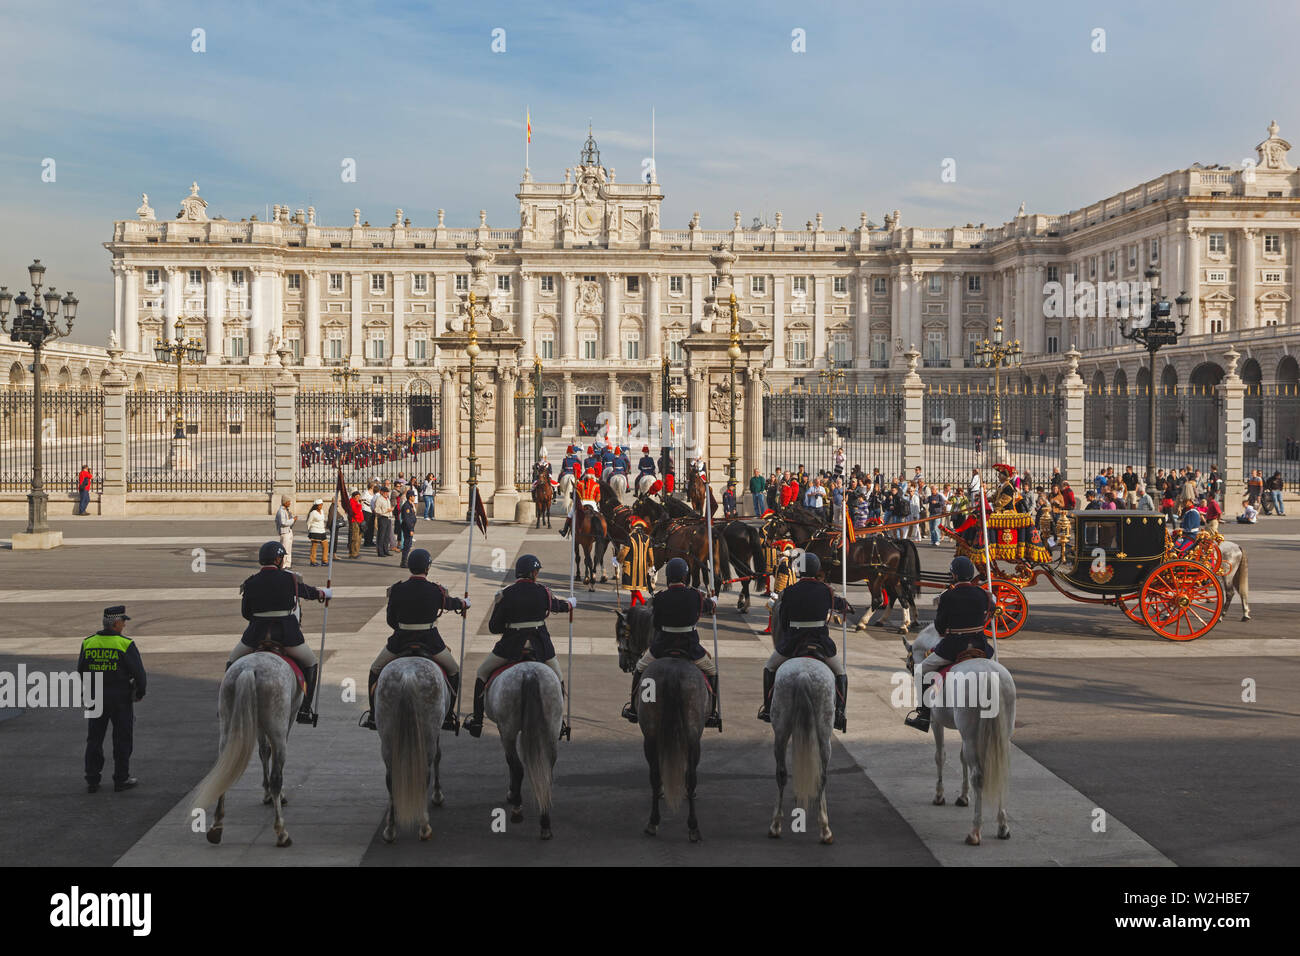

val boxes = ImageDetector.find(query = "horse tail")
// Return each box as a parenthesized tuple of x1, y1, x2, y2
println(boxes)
(977, 669, 1015, 810)
(896, 538, 921, 602)
(1233, 547, 1249, 605)
(715, 529, 732, 592)
(791, 671, 824, 808)
(751, 525, 767, 577)
(193, 666, 259, 811)
(388, 670, 429, 829)
(519, 670, 554, 815)
(657, 669, 691, 812)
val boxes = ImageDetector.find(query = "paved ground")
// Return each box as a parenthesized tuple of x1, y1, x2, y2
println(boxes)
(1, 510, 1296, 866)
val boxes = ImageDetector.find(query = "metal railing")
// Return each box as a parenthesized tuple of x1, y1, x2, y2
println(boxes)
(1083, 386, 1222, 482)
(0, 388, 105, 494)
(1244, 385, 1300, 488)
(296, 389, 442, 493)
(762, 386, 903, 478)
(126, 390, 275, 492)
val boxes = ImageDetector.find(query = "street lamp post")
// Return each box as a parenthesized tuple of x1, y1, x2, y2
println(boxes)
(1118, 268, 1192, 489)
(0, 260, 78, 547)
(974, 315, 1023, 466)
(153, 337, 206, 439)
(466, 292, 481, 514)
(533, 355, 544, 469)
(331, 359, 361, 435)
(727, 293, 742, 484)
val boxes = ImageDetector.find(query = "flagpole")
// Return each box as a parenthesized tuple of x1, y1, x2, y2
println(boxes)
(565, 493, 577, 740)
(841, 486, 848, 673)
(454, 483, 476, 730)
(703, 475, 722, 731)
(525, 105, 530, 171)
(314, 469, 345, 724)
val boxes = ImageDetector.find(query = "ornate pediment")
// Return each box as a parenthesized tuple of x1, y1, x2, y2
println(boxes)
(1256, 120, 1293, 171)
(577, 280, 603, 316)
(178, 182, 208, 222)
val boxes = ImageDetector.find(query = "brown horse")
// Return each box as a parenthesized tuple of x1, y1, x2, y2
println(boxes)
(532, 479, 554, 528)
(570, 505, 609, 592)
(688, 471, 714, 515)
(638, 495, 729, 592)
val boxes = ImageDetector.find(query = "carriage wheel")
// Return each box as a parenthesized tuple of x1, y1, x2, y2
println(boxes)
(1189, 538, 1223, 575)
(985, 579, 1027, 639)
(1139, 560, 1224, 641)
(1116, 595, 1146, 626)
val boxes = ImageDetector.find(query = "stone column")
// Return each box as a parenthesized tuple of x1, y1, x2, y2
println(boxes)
(900, 347, 925, 474)
(303, 270, 321, 367)
(889, 269, 902, 362)
(272, 269, 284, 342)
(392, 272, 406, 367)
(124, 268, 139, 353)
(496, 364, 520, 519)
(1032, 263, 1046, 355)
(646, 272, 661, 360)
(1220, 346, 1245, 488)
(112, 265, 124, 346)
(607, 370, 621, 439)
(561, 272, 577, 359)
(1239, 227, 1257, 330)
(434, 273, 448, 337)
(204, 268, 223, 365)
(163, 267, 180, 343)
(1186, 227, 1201, 336)
(743, 364, 764, 501)
(561, 371, 574, 437)
(947, 270, 963, 367)
(1001, 268, 1014, 341)
(101, 370, 128, 516)
(349, 272, 364, 363)
(908, 268, 923, 356)
(249, 270, 267, 365)
(520, 271, 535, 360)
(855, 274, 872, 368)
(1060, 347, 1085, 488)
(812, 275, 827, 362)
(434, 368, 462, 515)
(271, 365, 299, 506)
(772, 276, 786, 370)
(687, 366, 708, 462)
(605, 272, 621, 360)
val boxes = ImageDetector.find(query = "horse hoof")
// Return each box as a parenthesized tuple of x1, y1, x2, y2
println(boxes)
(510, 809, 524, 824)
(1242, 614, 1251, 621)
(768, 825, 781, 839)
(965, 832, 981, 846)
(855, 623, 867, 632)
(997, 826, 1011, 840)
(263, 794, 272, 805)
(933, 796, 945, 806)
(820, 831, 834, 845)
(280, 793, 288, 806)
(896, 627, 909, 635)
(540, 828, 553, 841)
(382, 827, 396, 844)
(276, 833, 292, 848)
(419, 825, 433, 841)
(206, 827, 223, 845)
(644, 824, 658, 837)
(688, 829, 702, 844)
(956, 795, 969, 808)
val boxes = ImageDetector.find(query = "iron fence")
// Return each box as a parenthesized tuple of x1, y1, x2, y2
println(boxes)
(515, 391, 540, 489)
(0, 388, 104, 494)
(126, 390, 275, 492)
(762, 386, 904, 479)
(921, 386, 1063, 487)
(1083, 386, 1222, 483)
(296, 389, 442, 494)
(1244, 385, 1300, 488)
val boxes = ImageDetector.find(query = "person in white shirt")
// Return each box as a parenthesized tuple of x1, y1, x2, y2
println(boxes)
(361, 481, 377, 547)
(969, 467, 983, 499)
(306, 498, 330, 565)
(275, 495, 296, 568)
(372, 487, 394, 557)
(1236, 500, 1258, 524)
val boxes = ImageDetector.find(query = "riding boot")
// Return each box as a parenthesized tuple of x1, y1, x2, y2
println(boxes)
(359, 668, 380, 730)
(833, 674, 848, 732)
(560, 516, 571, 538)
(442, 672, 461, 732)
(704, 674, 722, 729)
(621, 668, 643, 723)
(462, 679, 487, 738)
(296, 664, 319, 725)
(904, 704, 931, 733)
(756, 668, 775, 722)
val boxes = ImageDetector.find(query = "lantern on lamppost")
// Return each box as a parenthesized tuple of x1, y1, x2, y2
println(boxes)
(973, 315, 1022, 462)
(154, 337, 206, 438)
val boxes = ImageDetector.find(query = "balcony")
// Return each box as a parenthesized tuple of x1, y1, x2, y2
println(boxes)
(869, 360, 890, 369)
(923, 358, 951, 368)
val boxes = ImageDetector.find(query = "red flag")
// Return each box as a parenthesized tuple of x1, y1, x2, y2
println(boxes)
(472, 486, 489, 538)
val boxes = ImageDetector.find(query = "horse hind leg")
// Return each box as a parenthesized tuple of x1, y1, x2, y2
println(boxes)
(956, 739, 970, 808)
(932, 721, 946, 805)
(418, 763, 433, 842)
(818, 735, 833, 845)
(206, 794, 226, 844)
(431, 738, 444, 808)
(769, 731, 788, 838)
(644, 737, 661, 836)
(260, 734, 273, 805)
(270, 738, 291, 848)
(505, 737, 525, 824)
(686, 742, 702, 844)
(963, 736, 982, 846)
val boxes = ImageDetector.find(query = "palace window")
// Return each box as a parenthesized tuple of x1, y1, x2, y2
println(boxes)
(623, 331, 640, 360)
(455, 274, 468, 292)
(231, 270, 245, 287)
(287, 274, 301, 292)
(413, 274, 428, 293)
(1108, 251, 1116, 274)
(625, 275, 640, 294)
(581, 332, 598, 359)
(669, 275, 684, 294)
(1128, 245, 1138, 268)
(966, 331, 983, 362)
(188, 269, 203, 288)
(967, 274, 981, 293)
(1209, 316, 1224, 333)
(752, 275, 766, 295)
(1089, 257, 1097, 278)
(791, 276, 807, 296)
(710, 275, 720, 292)
(288, 338, 302, 363)
(541, 396, 557, 429)
(1206, 270, 1227, 283)
(229, 335, 245, 358)
(370, 274, 386, 293)
(924, 331, 944, 363)
(1047, 266, 1059, 283)
(329, 273, 343, 292)
(367, 335, 386, 360)
(1265, 233, 1281, 254)
(1046, 336, 1059, 354)
(1209, 233, 1225, 254)
(583, 274, 596, 283)
(540, 275, 554, 293)
(1263, 271, 1283, 283)
(410, 338, 429, 360)
(834, 276, 848, 294)
(145, 269, 161, 287)
(497, 274, 511, 292)
(874, 276, 887, 296)
(927, 274, 942, 295)
(327, 337, 343, 360)
(830, 332, 850, 365)
(788, 331, 808, 363)
(668, 332, 684, 363)
(539, 333, 555, 359)
(1149, 238, 1159, 263)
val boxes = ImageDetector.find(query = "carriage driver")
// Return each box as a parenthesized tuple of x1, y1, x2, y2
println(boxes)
(229, 541, 333, 725)
(462, 554, 576, 740)
(621, 557, 721, 728)
(359, 549, 467, 732)
(757, 553, 850, 731)
(904, 556, 995, 733)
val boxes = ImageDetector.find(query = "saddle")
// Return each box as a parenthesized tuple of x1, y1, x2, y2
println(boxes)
(658, 647, 714, 694)
(937, 647, 988, 682)
(792, 641, 830, 662)
(254, 639, 307, 694)
(487, 647, 537, 689)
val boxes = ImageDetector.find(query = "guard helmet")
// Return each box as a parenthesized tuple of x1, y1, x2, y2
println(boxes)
(259, 541, 287, 566)
(539, 447, 548, 460)
(665, 557, 690, 583)
(408, 548, 432, 576)
(515, 554, 542, 579)
(800, 552, 822, 577)
(949, 555, 978, 583)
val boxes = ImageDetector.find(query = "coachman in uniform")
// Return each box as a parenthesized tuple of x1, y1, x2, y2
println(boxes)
(462, 554, 575, 739)
(228, 541, 332, 725)
(757, 553, 850, 731)
(619, 516, 655, 607)
(620, 557, 721, 728)
(904, 556, 995, 732)
(359, 548, 467, 731)
(78, 605, 146, 793)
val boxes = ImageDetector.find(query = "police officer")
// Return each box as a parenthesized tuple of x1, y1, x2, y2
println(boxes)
(78, 605, 146, 793)
(904, 556, 994, 732)
(462, 555, 575, 739)
(621, 557, 720, 728)
(756, 553, 850, 731)
(359, 549, 467, 732)
(229, 541, 332, 725)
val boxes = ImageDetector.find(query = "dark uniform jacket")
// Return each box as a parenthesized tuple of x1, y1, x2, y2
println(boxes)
(386, 576, 465, 655)
(77, 630, 147, 700)
(561, 454, 581, 476)
(933, 581, 993, 661)
(240, 566, 323, 647)
(776, 577, 847, 657)
(638, 455, 657, 477)
(649, 583, 715, 660)
(487, 579, 570, 661)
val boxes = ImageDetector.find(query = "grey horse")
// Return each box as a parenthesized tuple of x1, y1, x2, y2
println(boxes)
(376, 657, 450, 843)
(193, 652, 300, 848)
(1217, 539, 1251, 621)
(617, 604, 710, 841)
(486, 662, 563, 839)
(766, 657, 835, 844)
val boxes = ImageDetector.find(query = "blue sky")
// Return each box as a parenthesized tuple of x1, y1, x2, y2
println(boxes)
(2, 0, 1298, 343)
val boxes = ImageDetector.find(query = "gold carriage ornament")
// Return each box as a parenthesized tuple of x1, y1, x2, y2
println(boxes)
(1089, 563, 1115, 585)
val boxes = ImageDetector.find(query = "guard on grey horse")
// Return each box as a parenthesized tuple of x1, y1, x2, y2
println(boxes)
(621, 556, 720, 728)
(904, 555, 994, 733)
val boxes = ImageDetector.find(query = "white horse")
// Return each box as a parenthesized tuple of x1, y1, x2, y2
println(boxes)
(1216, 539, 1251, 621)
(633, 473, 658, 498)
(767, 657, 835, 844)
(904, 624, 1016, 845)
(194, 652, 300, 848)
(376, 657, 449, 843)
(557, 472, 576, 509)
(606, 472, 630, 504)
(486, 663, 564, 839)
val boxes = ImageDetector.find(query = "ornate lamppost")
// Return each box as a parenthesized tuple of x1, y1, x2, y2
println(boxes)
(153, 337, 206, 439)
(727, 293, 742, 484)
(1118, 268, 1191, 488)
(465, 292, 481, 511)
(0, 260, 78, 547)
(330, 358, 360, 394)
(974, 315, 1022, 466)
(532, 355, 544, 468)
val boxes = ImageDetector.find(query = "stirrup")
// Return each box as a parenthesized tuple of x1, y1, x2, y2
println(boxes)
(621, 702, 638, 724)
(834, 710, 847, 733)
(296, 708, 317, 727)
(705, 711, 722, 730)
(559, 719, 571, 742)
(462, 714, 484, 738)
(441, 712, 460, 733)
(359, 710, 377, 731)
(904, 707, 930, 732)
(756, 705, 771, 723)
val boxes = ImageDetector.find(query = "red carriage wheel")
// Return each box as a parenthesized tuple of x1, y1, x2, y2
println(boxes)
(1193, 538, 1223, 575)
(985, 579, 1027, 639)
(1116, 595, 1146, 625)
(1139, 560, 1224, 641)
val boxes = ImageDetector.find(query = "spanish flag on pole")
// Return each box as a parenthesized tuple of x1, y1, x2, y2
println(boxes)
(526, 109, 532, 144)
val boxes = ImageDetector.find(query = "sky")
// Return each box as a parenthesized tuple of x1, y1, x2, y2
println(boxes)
(2, 0, 1298, 344)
